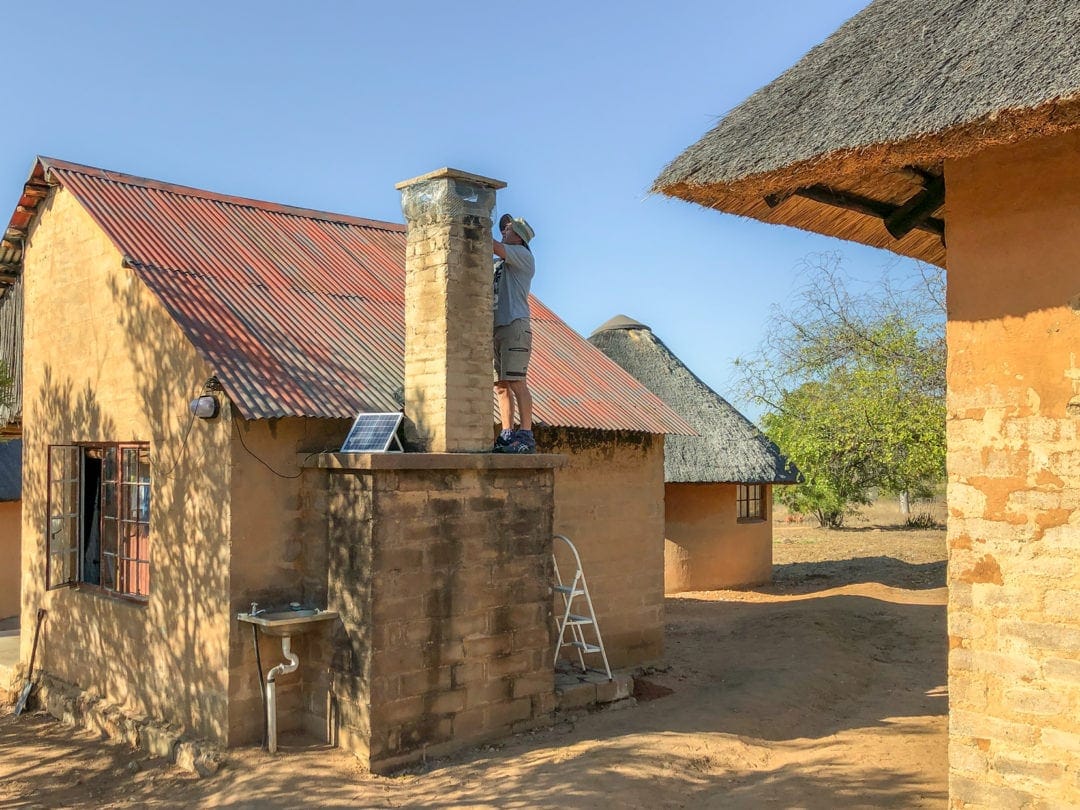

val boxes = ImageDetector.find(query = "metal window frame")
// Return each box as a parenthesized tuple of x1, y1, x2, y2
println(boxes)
(45, 444, 80, 590)
(44, 441, 151, 602)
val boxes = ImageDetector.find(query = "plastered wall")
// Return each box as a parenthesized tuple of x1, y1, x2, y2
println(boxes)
(542, 428, 665, 668)
(224, 416, 347, 745)
(20, 186, 233, 742)
(0, 500, 19, 618)
(945, 129, 1080, 808)
(664, 482, 772, 592)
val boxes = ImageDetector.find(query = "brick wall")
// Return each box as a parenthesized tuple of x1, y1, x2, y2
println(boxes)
(325, 454, 557, 772)
(945, 130, 1080, 808)
(398, 169, 503, 452)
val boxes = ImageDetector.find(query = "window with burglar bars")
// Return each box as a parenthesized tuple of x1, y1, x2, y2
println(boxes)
(47, 443, 151, 599)
(737, 484, 765, 521)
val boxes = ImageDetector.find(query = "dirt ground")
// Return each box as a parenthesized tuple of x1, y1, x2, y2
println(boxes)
(0, 500, 948, 808)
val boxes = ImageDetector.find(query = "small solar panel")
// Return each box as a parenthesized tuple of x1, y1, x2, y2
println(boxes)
(340, 412, 405, 453)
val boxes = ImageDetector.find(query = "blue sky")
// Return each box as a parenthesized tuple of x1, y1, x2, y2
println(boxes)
(2, 0, 912, 422)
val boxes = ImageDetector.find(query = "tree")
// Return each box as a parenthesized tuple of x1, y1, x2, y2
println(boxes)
(735, 253, 945, 527)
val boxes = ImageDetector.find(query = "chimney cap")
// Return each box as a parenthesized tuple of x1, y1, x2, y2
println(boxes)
(395, 167, 507, 191)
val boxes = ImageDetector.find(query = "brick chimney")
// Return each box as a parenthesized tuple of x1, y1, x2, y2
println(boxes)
(396, 168, 506, 452)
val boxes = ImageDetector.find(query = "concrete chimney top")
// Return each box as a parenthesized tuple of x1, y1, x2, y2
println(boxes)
(395, 167, 507, 191)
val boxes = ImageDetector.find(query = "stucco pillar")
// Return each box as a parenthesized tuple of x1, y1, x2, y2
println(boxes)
(944, 130, 1080, 808)
(396, 168, 506, 452)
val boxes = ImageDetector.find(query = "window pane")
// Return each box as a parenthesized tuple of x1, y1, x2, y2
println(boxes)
(102, 480, 116, 517)
(47, 446, 80, 590)
(101, 514, 118, 559)
(102, 447, 117, 482)
(101, 551, 117, 591)
(116, 443, 151, 598)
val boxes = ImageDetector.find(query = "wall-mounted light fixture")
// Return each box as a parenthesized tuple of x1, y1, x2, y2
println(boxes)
(189, 395, 219, 419)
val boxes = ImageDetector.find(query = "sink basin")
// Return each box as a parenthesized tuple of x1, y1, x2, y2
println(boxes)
(237, 608, 339, 637)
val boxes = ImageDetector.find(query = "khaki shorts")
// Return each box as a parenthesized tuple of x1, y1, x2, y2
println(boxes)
(494, 318, 533, 381)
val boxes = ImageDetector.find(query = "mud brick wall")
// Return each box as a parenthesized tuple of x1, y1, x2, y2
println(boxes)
(326, 457, 556, 772)
(945, 130, 1080, 808)
(540, 428, 665, 668)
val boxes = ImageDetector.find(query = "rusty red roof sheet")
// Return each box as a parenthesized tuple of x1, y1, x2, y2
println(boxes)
(9, 157, 694, 434)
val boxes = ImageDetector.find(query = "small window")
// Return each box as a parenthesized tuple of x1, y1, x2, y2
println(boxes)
(47, 443, 151, 600)
(737, 484, 765, 521)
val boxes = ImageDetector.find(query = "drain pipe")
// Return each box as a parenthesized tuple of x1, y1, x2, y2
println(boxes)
(266, 636, 299, 754)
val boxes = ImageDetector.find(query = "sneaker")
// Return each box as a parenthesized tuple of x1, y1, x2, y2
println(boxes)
(506, 430, 536, 454)
(492, 429, 516, 452)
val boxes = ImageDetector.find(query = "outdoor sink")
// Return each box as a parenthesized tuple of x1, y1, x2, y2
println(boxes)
(237, 607, 338, 637)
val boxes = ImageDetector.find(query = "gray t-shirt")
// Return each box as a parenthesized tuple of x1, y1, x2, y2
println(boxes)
(493, 243, 535, 327)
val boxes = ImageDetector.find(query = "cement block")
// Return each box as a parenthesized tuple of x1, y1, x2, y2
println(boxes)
(596, 673, 633, 703)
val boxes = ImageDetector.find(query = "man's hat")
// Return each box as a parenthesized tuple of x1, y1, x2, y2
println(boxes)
(501, 215, 534, 245)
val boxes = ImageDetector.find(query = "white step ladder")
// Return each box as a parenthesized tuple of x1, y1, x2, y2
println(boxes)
(553, 534, 612, 681)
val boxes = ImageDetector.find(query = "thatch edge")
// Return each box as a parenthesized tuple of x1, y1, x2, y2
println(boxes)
(655, 96, 1080, 232)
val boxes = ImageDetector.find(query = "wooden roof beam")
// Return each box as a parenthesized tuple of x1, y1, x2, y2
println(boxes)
(767, 185, 945, 242)
(885, 174, 945, 239)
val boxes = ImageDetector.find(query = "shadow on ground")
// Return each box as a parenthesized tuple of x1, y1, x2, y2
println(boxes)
(1, 569, 948, 809)
(771, 555, 946, 591)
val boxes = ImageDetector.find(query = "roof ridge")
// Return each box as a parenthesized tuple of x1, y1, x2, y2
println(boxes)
(39, 156, 407, 233)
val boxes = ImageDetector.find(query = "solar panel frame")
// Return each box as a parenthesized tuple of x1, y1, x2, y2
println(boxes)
(340, 412, 405, 453)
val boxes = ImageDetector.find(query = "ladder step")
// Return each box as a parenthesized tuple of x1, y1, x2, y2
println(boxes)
(553, 534, 613, 681)
(565, 641, 603, 653)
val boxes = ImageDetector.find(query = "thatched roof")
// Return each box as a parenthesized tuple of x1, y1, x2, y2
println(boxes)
(654, 0, 1080, 267)
(589, 316, 799, 485)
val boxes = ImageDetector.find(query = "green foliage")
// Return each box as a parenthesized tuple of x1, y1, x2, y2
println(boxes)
(735, 253, 946, 528)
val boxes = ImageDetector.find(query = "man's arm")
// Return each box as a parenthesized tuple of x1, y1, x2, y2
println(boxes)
(492, 240, 507, 259)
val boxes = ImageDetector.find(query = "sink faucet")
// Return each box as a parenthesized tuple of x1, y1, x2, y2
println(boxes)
(250, 602, 266, 616)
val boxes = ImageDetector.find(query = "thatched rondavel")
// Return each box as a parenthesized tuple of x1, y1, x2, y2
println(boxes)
(653, 0, 1080, 267)
(589, 315, 798, 485)
(591, 315, 797, 592)
(653, 0, 1080, 804)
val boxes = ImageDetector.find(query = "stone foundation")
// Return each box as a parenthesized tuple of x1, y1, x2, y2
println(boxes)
(31, 673, 222, 775)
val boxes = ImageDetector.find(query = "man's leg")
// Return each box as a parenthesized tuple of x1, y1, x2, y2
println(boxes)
(507, 380, 532, 430)
(495, 380, 516, 430)
(503, 380, 534, 452)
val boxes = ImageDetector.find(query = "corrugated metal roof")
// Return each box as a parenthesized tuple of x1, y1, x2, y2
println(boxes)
(10, 157, 693, 434)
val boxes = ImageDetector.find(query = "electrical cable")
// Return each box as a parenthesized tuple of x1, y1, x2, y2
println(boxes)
(252, 624, 268, 750)
(231, 417, 337, 479)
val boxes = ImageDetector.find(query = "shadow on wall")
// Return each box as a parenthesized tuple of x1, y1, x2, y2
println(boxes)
(22, 260, 231, 741)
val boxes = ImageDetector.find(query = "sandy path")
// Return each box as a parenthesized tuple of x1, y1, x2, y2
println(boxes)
(0, 508, 948, 808)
